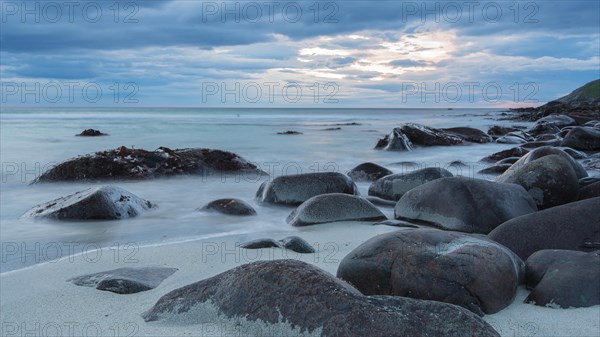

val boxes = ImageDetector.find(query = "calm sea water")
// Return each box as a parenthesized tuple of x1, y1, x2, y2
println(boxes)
(0, 107, 528, 272)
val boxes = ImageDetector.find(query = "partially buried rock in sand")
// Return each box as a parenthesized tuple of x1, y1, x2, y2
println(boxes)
(240, 236, 315, 253)
(22, 185, 155, 220)
(286, 193, 386, 227)
(69, 267, 178, 294)
(337, 228, 523, 316)
(142, 260, 500, 337)
(525, 250, 600, 308)
(34, 146, 265, 183)
(197, 198, 256, 216)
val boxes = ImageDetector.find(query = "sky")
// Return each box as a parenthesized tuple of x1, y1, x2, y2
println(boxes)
(1, 0, 599, 107)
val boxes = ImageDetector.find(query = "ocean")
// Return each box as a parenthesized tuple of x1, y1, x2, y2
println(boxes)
(0, 107, 528, 272)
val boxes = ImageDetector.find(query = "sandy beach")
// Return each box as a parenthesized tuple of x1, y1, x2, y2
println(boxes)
(2, 221, 599, 337)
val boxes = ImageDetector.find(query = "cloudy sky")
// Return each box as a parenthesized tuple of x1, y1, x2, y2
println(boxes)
(1, 0, 599, 107)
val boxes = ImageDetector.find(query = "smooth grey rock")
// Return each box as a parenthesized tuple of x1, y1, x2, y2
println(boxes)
(495, 154, 580, 209)
(534, 114, 577, 128)
(525, 250, 600, 308)
(394, 177, 537, 234)
(69, 267, 177, 294)
(142, 260, 500, 337)
(579, 182, 600, 200)
(287, 193, 386, 227)
(478, 164, 512, 175)
(256, 172, 358, 206)
(368, 167, 453, 201)
(498, 146, 587, 179)
(488, 197, 600, 260)
(372, 219, 420, 228)
(347, 162, 393, 182)
(22, 186, 155, 220)
(337, 229, 523, 315)
(481, 147, 528, 162)
(197, 198, 256, 216)
(278, 236, 315, 253)
(400, 123, 463, 146)
(562, 127, 600, 150)
(240, 238, 281, 249)
(364, 196, 397, 208)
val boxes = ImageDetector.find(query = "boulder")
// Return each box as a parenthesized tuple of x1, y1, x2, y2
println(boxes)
(239, 238, 281, 249)
(533, 114, 577, 128)
(487, 125, 523, 136)
(579, 182, 600, 200)
(256, 172, 358, 206)
(143, 260, 500, 337)
(286, 194, 386, 227)
(34, 146, 265, 182)
(442, 127, 493, 143)
(559, 147, 588, 159)
(495, 154, 580, 209)
(374, 128, 413, 151)
(495, 131, 532, 144)
(69, 267, 177, 294)
(22, 186, 155, 220)
(77, 129, 107, 136)
(368, 167, 453, 201)
(496, 157, 521, 165)
(400, 123, 463, 146)
(346, 162, 393, 182)
(481, 147, 528, 162)
(562, 127, 600, 150)
(279, 236, 315, 253)
(394, 177, 537, 234)
(364, 196, 397, 207)
(499, 146, 588, 179)
(337, 229, 523, 315)
(197, 198, 256, 216)
(478, 164, 511, 176)
(525, 250, 600, 308)
(488, 197, 600, 260)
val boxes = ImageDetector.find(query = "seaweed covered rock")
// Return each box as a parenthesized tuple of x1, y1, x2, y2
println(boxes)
(35, 146, 266, 182)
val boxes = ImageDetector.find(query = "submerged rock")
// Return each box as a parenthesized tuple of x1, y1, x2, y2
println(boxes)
(488, 197, 600, 260)
(142, 260, 500, 337)
(442, 127, 493, 143)
(368, 167, 453, 201)
(346, 162, 393, 182)
(277, 131, 303, 135)
(239, 238, 281, 249)
(287, 193, 386, 227)
(525, 250, 600, 308)
(394, 177, 537, 234)
(400, 123, 463, 146)
(22, 186, 155, 220)
(279, 236, 315, 253)
(374, 128, 413, 151)
(197, 198, 256, 216)
(34, 146, 265, 182)
(69, 267, 177, 294)
(256, 172, 358, 206)
(481, 147, 528, 162)
(337, 229, 523, 315)
(77, 129, 108, 136)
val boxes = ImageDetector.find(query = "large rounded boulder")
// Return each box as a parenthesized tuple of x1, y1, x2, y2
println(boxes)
(394, 177, 537, 234)
(488, 197, 600, 260)
(22, 186, 156, 220)
(442, 127, 493, 143)
(495, 153, 580, 209)
(256, 172, 358, 206)
(561, 126, 600, 150)
(143, 260, 499, 337)
(525, 250, 600, 308)
(286, 193, 386, 227)
(337, 228, 523, 316)
(368, 167, 453, 201)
